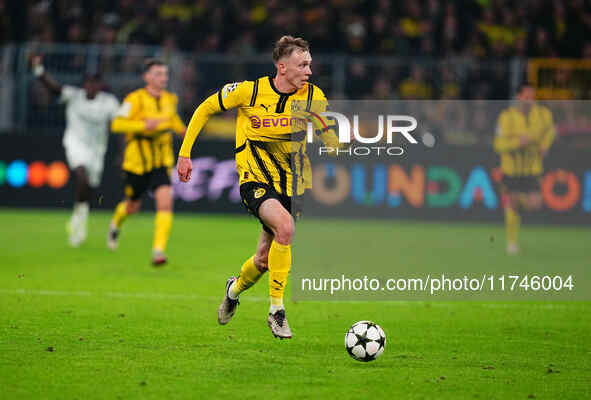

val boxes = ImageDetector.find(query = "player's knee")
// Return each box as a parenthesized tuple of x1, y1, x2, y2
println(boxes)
(274, 217, 295, 245)
(503, 197, 514, 211)
(504, 193, 515, 209)
(156, 198, 173, 211)
(155, 186, 173, 211)
(527, 194, 542, 211)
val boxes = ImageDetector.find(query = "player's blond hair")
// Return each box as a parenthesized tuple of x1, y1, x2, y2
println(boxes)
(272, 36, 310, 63)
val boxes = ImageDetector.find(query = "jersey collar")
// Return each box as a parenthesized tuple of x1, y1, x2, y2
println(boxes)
(268, 76, 297, 96)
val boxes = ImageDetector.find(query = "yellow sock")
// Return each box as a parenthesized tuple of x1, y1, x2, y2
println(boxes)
(268, 241, 291, 306)
(112, 201, 129, 229)
(234, 256, 264, 295)
(153, 211, 173, 251)
(505, 208, 520, 245)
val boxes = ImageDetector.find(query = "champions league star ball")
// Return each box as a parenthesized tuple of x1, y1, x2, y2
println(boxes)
(345, 321, 386, 362)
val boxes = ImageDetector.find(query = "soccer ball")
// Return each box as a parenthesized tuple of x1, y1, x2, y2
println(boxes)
(345, 321, 386, 362)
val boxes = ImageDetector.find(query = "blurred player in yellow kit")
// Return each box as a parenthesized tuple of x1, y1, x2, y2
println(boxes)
(107, 59, 186, 266)
(494, 85, 555, 254)
(177, 36, 340, 338)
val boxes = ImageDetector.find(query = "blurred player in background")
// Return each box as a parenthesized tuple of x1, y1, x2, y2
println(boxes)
(31, 55, 120, 247)
(178, 36, 340, 338)
(494, 85, 555, 254)
(107, 59, 186, 266)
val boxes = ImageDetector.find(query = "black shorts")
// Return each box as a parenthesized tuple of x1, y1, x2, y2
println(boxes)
(240, 182, 302, 234)
(501, 175, 541, 194)
(124, 167, 171, 201)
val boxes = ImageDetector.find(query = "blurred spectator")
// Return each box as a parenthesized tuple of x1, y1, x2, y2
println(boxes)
(439, 66, 460, 99)
(343, 14, 368, 54)
(530, 28, 556, 58)
(10, 0, 591, 149)
(397, 2, 431, 55)
(477, 7, 500, 47)
(227, 31, 257, 56)
(6, 0, 591, 114)
(346, 60, 371, 99)
(302, 5, 337, 52)
(369, 75, 393, 100)
(156, 35, 185, 94)
(440, 12, 460, 56)
(399, 66, 433, 99)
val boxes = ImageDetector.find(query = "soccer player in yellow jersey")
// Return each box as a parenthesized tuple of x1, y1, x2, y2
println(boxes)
(107, 59, 187, 266)
(494, 85, 555, 254)
(178, 36, 339, 339)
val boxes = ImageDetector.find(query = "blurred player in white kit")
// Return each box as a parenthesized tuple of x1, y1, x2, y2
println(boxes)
(31, 55, 120, 247)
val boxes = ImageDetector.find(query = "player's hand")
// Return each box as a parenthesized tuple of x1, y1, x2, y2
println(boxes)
(177, 156, 192, 182)
(144, 118, 163, 130)
(29, 54, 46, 77)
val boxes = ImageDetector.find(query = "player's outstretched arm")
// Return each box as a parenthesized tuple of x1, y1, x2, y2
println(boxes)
(177, 81, 251, 182)
(111, 93, 167, 134)
(176, 94, 220, 182)
(178, 94, 219, 158)
(31, 55, 62, 95)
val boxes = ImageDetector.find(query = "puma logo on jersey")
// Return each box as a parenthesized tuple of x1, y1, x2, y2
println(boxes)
(273, 279, 284, 287)
(254, 188, 266, 199)
(260, 104, 270, 112)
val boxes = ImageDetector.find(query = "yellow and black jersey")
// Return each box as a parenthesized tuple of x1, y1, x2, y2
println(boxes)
(180, 76, 338, 197)
(493, 104, 555, 177)
(112, 88, 186, 175)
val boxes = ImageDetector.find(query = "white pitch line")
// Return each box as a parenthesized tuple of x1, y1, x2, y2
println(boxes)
(0, 289, 579, 308)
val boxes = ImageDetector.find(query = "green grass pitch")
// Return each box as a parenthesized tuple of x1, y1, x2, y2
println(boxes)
(0, 209, 589, 399)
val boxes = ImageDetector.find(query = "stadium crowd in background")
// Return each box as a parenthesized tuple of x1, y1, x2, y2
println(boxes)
(8, 0, 591, 105)
(7, 0, 591, 148)
(5, 0, 591, 59)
